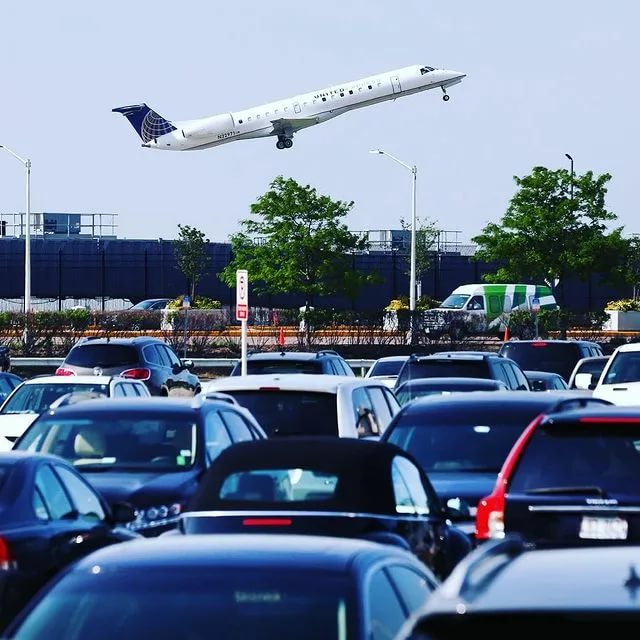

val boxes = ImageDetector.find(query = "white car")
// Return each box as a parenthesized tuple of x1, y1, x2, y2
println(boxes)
(0, 375, 150, 449)
(364, 355, 409, 388)
(201, 374, 401, 439)
(592, 343, 640, 405)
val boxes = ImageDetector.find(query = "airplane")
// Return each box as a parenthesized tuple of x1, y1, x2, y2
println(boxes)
(113, 63, 465, 152)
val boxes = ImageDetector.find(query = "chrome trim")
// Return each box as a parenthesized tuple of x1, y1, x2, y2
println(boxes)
(528, 505, 640, 513)
(180, 509, 428, 521)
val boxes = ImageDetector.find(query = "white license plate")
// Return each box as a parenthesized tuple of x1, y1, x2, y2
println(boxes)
(579, 516, 628, 540)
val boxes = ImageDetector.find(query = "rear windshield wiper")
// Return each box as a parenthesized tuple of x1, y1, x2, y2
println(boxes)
(525, 485, 608, 497)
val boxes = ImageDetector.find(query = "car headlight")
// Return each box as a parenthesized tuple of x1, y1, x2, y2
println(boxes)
(128, 502, 184, 531)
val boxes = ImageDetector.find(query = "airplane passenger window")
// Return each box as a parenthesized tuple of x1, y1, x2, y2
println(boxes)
(238, 119, 243, 124)
(322, 97, 327, 101)
(368, 85, 372, 89)
(349, 90, 353, 94)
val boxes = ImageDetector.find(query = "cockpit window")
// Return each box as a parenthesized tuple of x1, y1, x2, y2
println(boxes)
(420, 66, 436, 75)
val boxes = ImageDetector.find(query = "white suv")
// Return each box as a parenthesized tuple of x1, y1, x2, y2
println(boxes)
(201, 374, 401, 439)
(592, 343, 640, 405)
(0, 375, 150, 449)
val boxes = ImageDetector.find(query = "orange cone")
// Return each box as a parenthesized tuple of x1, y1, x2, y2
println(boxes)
(278, 326, 285, 347)
(503, 325, 510, 341)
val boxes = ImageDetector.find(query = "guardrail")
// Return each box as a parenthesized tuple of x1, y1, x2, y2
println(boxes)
(11, 358, 378, 378)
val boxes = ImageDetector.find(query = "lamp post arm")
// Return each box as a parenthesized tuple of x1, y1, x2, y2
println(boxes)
(0, 144, 28, 166)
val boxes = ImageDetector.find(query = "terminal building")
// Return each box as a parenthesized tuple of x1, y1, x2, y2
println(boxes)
(0, 211, 627, 313)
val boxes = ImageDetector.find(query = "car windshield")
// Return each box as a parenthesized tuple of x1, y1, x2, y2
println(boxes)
(2, 383, 110, 414)
(15, 414, 197, 470)
(386, 408, 542, 472)
(245, 361, 322, 375)
(222, 391, 339, 437)
(65, 344, 139, 367)
(508, 421, 640, 493)
(9, 568, 356, 640)
(400, 360, 490, 383)
(438, 294, 469, 309)
(601, 352, 640, 385)
(500, 343, 580, 382)
(369, 360, 405, 377)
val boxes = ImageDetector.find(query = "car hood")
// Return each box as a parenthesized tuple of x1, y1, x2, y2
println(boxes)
(83, 469, 199, 506)
(0, 413, 39, 439)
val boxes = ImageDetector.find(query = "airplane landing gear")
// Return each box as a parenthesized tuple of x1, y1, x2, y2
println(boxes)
(276, 136, 294, 150)
(441, 87, 450, 101)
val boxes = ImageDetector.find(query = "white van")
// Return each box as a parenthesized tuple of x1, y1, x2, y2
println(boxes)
(422, 283, 558, 339)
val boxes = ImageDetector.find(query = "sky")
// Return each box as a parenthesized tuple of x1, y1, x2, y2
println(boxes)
(1, 1, 637, 247)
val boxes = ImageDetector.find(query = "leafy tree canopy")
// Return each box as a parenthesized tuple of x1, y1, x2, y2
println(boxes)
(399, 215, 439, 281)
(174, 224, 211, 299)
(471, 166, 629, 303)
(219, 176, 379, 305)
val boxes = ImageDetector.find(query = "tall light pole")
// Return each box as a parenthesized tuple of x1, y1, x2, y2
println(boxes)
(0, 145, 31, 317)
(369, 149, 418, 342)
(565, 153, 574, 203)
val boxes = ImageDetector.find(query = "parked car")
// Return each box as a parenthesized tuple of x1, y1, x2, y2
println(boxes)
(55, 336, 201, 397)
(476, 405, 640, 546)
(524, 369, 569, 391)
(0, 372, 22, 405)
(229, 349, 355, 377)
(128, 298, 173, 310)
(173, 437, 472, 580)
(2, 534, 440, 640)
(0, 346, 10, 373)
(202, 373, 401, 439)
(592, 342, 640, 405)
(568, 355, 610, 390)
(13, 394, 268, 536)
(498, 338, 604, 384)
(394, 377, 508, 404)
(364, 355, 410, 388)
(0, 374, 150, 450)
(398, 535, 640, 639)
(381, 391, 612, 539)
(394, 352, 531, 391)
(0, 450, 139, 630)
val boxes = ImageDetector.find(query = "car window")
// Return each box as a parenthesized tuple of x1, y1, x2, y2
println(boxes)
(392, 456, 431, 515)
(385, 565, 436, 612)
(506, 362, 530, 390)
(204, 411, 233, 463)
(492, 361, 514, 389)
(112, 383, 127, 397)
(161, 345, 182, 368)
(368, 569, 408, 640)
(54, 464, 106, 522)
(35, 464, 75, 520)
(152, 345, 172, 367)
(602, 351, 640, 384)
(219, 409, 256, 442)
(142, 344, 162, 366)
(352, 387, 380, 437)
(367, 386, 394, 427)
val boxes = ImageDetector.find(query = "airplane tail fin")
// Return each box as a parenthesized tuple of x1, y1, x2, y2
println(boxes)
(112, 103, 177, 143)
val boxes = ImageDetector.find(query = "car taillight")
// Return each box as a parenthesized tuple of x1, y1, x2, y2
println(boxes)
(55, 367, 76, 376)
(0, 537, 17, 570)
(242, 518, 292, 527)
(121, 368, 151, 381)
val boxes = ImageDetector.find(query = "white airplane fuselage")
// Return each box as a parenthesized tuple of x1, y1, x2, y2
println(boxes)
(135, 64, 464, 151)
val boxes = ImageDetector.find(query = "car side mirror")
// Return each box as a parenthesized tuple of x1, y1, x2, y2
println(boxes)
(111, 501, 136, 524)
(182, 359, 195, 371)
(574, 372, 593, 390)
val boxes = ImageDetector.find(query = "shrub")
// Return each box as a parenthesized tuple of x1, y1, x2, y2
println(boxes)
(605, 298, 640, 312)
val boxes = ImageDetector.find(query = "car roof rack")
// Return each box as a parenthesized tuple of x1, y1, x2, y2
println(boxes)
(193, 391, 239, 407)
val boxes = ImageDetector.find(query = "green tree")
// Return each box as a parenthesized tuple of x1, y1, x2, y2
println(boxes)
(472, 166, 628, 314)
(174, 224, 211, 299)
(219, 176, 379, 308)
(399, 215, 440, 290)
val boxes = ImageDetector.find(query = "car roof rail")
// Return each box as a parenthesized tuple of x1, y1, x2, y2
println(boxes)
(441, 534, 528, 601)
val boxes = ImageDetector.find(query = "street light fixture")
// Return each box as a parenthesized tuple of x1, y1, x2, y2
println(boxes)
(0, 144, 31, 318)
(369, 149, 418, 342)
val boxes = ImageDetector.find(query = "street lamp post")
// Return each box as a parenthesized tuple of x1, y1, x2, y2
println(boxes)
(565, 153, 574, 203)
(0, 144, 31, 327)
(370, 149, 418, 343)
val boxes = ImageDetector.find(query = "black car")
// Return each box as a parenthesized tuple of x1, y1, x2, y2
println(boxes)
(0, 372, 23, 404)
(55, 336, 201, 396)
(0, 346, 10, 373)
(230, 350, 355, 376)
(174, 437, 472, 580)
(0, 451, 139, 630)
(476, 405, 640, 547)
(381, 391, 612, 539)
(399, 535, 640, 639)
(13, 395, 268, 536)
(523, 369, 569, 391)
(3, 534, 440, 640)
(393, 352, 530, 391)
(394, 377, 508, 404)
(498, 338, 604, 383)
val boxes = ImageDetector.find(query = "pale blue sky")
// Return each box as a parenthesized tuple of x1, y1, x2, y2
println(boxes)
(1, 1, 637, 245)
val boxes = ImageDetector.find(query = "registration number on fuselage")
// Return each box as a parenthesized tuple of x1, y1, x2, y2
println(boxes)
(217, 131, 235, 140)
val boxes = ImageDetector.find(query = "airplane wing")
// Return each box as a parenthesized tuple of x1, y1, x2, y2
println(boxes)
(270, 117, 318, 136)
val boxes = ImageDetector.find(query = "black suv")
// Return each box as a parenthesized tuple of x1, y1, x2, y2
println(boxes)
(498, 339, 604, 383)
(0, 346, 10, 372)
(56, 337, 201, 396)
(229, 350, 354, 376)
(393, 351, 530, 391)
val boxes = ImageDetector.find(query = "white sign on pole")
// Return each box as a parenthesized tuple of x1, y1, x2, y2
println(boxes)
(236, 269, 248, 321)
(531, 297, 541, 313)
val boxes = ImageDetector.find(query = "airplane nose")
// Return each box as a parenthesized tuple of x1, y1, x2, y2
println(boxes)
(442, 69, 466, 81)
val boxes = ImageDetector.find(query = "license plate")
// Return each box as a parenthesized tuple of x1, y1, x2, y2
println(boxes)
(579, 516, 628, 540)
